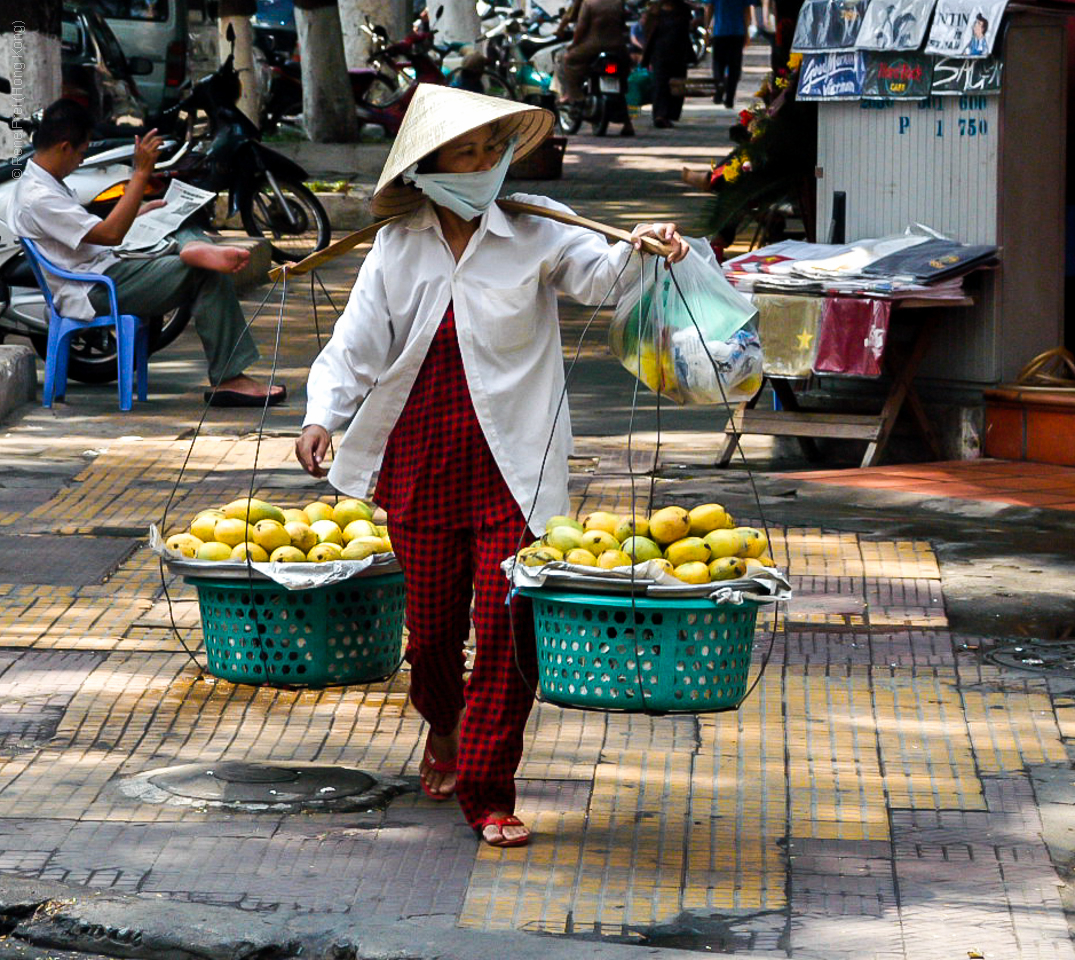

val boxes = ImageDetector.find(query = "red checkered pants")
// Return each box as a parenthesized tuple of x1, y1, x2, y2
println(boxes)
(388, 518, 538, 828)
(375, 305, 538, 828)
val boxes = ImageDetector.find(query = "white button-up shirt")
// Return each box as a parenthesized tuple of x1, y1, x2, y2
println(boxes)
(7, 160, 118, 320)
(303, 193, 635, 535)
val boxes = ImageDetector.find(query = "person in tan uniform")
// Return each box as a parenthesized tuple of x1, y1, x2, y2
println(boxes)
(558, 0, 634, 134)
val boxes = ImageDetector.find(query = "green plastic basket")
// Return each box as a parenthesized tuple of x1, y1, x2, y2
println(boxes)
(521, 588, 759, 713)
(187, 572, 405, 688)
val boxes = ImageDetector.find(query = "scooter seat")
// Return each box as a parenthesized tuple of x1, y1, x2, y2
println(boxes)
(517, 34, 565, 59)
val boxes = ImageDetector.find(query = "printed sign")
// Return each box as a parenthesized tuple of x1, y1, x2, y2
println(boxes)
(797, 51, 866, 99)
(855, 0, 936, 49)
(862, 52, 933, 98)
(930, 54, 1003, 93)
(926, 0, 1008, 57)
(792, 0, 872, 52)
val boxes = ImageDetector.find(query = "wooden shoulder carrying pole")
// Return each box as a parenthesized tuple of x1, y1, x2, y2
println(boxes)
(266, 200, 676, 283)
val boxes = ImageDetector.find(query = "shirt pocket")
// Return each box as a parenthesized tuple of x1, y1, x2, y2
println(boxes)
(480, 279, 539, 353)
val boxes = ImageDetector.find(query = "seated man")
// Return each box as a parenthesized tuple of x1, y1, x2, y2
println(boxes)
(9, 99, 285, 407)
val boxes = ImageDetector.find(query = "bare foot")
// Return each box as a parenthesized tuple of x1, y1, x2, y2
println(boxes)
(180, 242, 250, 274)
(214, 373, 285, 400)
(481, 811, 530, 846)
(681, 167, 713, 191)
(421, 715, 461, 798)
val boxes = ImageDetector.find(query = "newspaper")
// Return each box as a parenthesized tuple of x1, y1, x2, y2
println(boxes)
(116, 179, 216, 257)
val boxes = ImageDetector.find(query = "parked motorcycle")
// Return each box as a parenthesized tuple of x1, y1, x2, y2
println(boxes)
(563, 51, 632, 136)
(352, 22, 446, 135)
(156, 25, 331, 263)
(0, 89, 192, 384)
(262, 19, 445, 138)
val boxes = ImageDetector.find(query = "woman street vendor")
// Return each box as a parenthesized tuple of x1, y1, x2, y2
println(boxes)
(295, 84, 687, 848)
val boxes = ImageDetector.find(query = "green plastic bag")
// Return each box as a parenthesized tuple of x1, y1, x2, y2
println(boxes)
(627, 67, 654, 107)
(609, 238, 762, 405)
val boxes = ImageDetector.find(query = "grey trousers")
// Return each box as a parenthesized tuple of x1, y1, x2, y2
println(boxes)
(90, 227, 259, 385)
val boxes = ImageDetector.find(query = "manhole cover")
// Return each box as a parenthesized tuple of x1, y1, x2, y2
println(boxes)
(210, 761, 301, 784)
(147, 762, 376, 804)
(985, 640, 1075, 676)
(0, 535, 138, 587)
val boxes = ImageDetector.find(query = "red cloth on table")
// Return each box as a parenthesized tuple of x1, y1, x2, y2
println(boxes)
(376, 304, 537, 830)
(813, 297, 892, 378)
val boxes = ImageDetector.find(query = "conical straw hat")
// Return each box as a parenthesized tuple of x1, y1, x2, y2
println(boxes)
(371, 84, 555, 218)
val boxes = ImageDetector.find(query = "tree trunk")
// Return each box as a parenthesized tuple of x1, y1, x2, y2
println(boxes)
(0, 1, 61, 159)
(294, 0, 360, 142)
(431, 0, 481, 48)
(340, 0, 408, 71)
(218, 0, 262, 127)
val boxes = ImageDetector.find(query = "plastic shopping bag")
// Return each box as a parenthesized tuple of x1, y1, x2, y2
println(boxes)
(609, 238, 762, 405)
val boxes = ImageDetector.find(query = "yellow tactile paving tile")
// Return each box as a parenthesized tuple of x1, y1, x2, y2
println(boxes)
(784, 668, 892, 839)
(0, 646, 421, 820)
(866, 668, 986, 811)
(687, 677, 787, 910)
(962, 687, 1067, 774)
(4, 483, 1061, 941)
(0, 436, 305, 534)
(859, 540, 941, 580)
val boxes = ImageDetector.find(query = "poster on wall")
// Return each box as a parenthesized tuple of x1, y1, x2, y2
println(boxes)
(862, 52, 933, 97)
(855, 0, 936, 50)
(792, 0, 873, 52)
(930, 54, 1003, 93)
(797, 51, 867, 98)
(925, 0, 1008, 57)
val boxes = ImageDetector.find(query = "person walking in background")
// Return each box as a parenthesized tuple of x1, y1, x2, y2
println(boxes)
(640, 0, 694, 128)
(706, 0, 756, 108)
(559, 0, 630, 98)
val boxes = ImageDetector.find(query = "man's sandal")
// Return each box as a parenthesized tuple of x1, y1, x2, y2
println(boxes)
(478, 814, 531, 848)
(420, 738, 457, 801)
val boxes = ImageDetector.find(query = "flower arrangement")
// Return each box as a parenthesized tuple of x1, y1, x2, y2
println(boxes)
(704, 56, 817, 245)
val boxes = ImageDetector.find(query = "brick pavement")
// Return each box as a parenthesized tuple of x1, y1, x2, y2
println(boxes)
(0, 50, 1074, 960)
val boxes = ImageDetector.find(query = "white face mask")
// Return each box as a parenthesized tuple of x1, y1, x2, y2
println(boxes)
(403, 139, 517, 221)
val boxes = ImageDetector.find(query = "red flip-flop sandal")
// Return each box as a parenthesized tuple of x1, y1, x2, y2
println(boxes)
(478, 814, 531, 848)
(420, 738, 457, 801)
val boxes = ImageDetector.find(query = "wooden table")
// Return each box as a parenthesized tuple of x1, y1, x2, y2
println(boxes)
(715, 295, 974, 469)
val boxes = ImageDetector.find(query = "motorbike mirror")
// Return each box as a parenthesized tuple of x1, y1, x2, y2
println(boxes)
(0, 78, 10, 95)
(374, 24, 388, 37)
(226, 22, 236, 45)
(434, 5, 445, 20)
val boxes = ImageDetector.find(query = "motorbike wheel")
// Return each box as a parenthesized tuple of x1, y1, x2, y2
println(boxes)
(563, 99, 584, 135)
(241, 177, 331, 264)
(27, 305, 192, 386)
(590, 95, 610, 136)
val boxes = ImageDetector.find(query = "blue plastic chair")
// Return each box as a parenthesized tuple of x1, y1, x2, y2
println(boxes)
(19, 238, 149, 411)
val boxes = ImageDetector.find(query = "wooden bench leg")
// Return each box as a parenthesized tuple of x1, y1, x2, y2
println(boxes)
(861, 320, 938, 467)
(770, 378, 822, 462)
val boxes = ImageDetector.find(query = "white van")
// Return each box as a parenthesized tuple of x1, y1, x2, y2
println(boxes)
(82, 0, 190, 115)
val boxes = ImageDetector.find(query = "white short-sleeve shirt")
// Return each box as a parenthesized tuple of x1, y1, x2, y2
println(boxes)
(7, 160, 118, 319)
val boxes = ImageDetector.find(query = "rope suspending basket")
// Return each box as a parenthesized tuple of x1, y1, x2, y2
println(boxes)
(242, 197, 791, 709)
(151, 248, 407, 690)
(498, 234, 790, 716)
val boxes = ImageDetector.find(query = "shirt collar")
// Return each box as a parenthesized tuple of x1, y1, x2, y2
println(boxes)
(403, 198, 516, 240)
(28, 158, 75, 196)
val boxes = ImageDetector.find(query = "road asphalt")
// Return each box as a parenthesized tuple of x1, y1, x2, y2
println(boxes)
(1, 49, 1075, 960)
